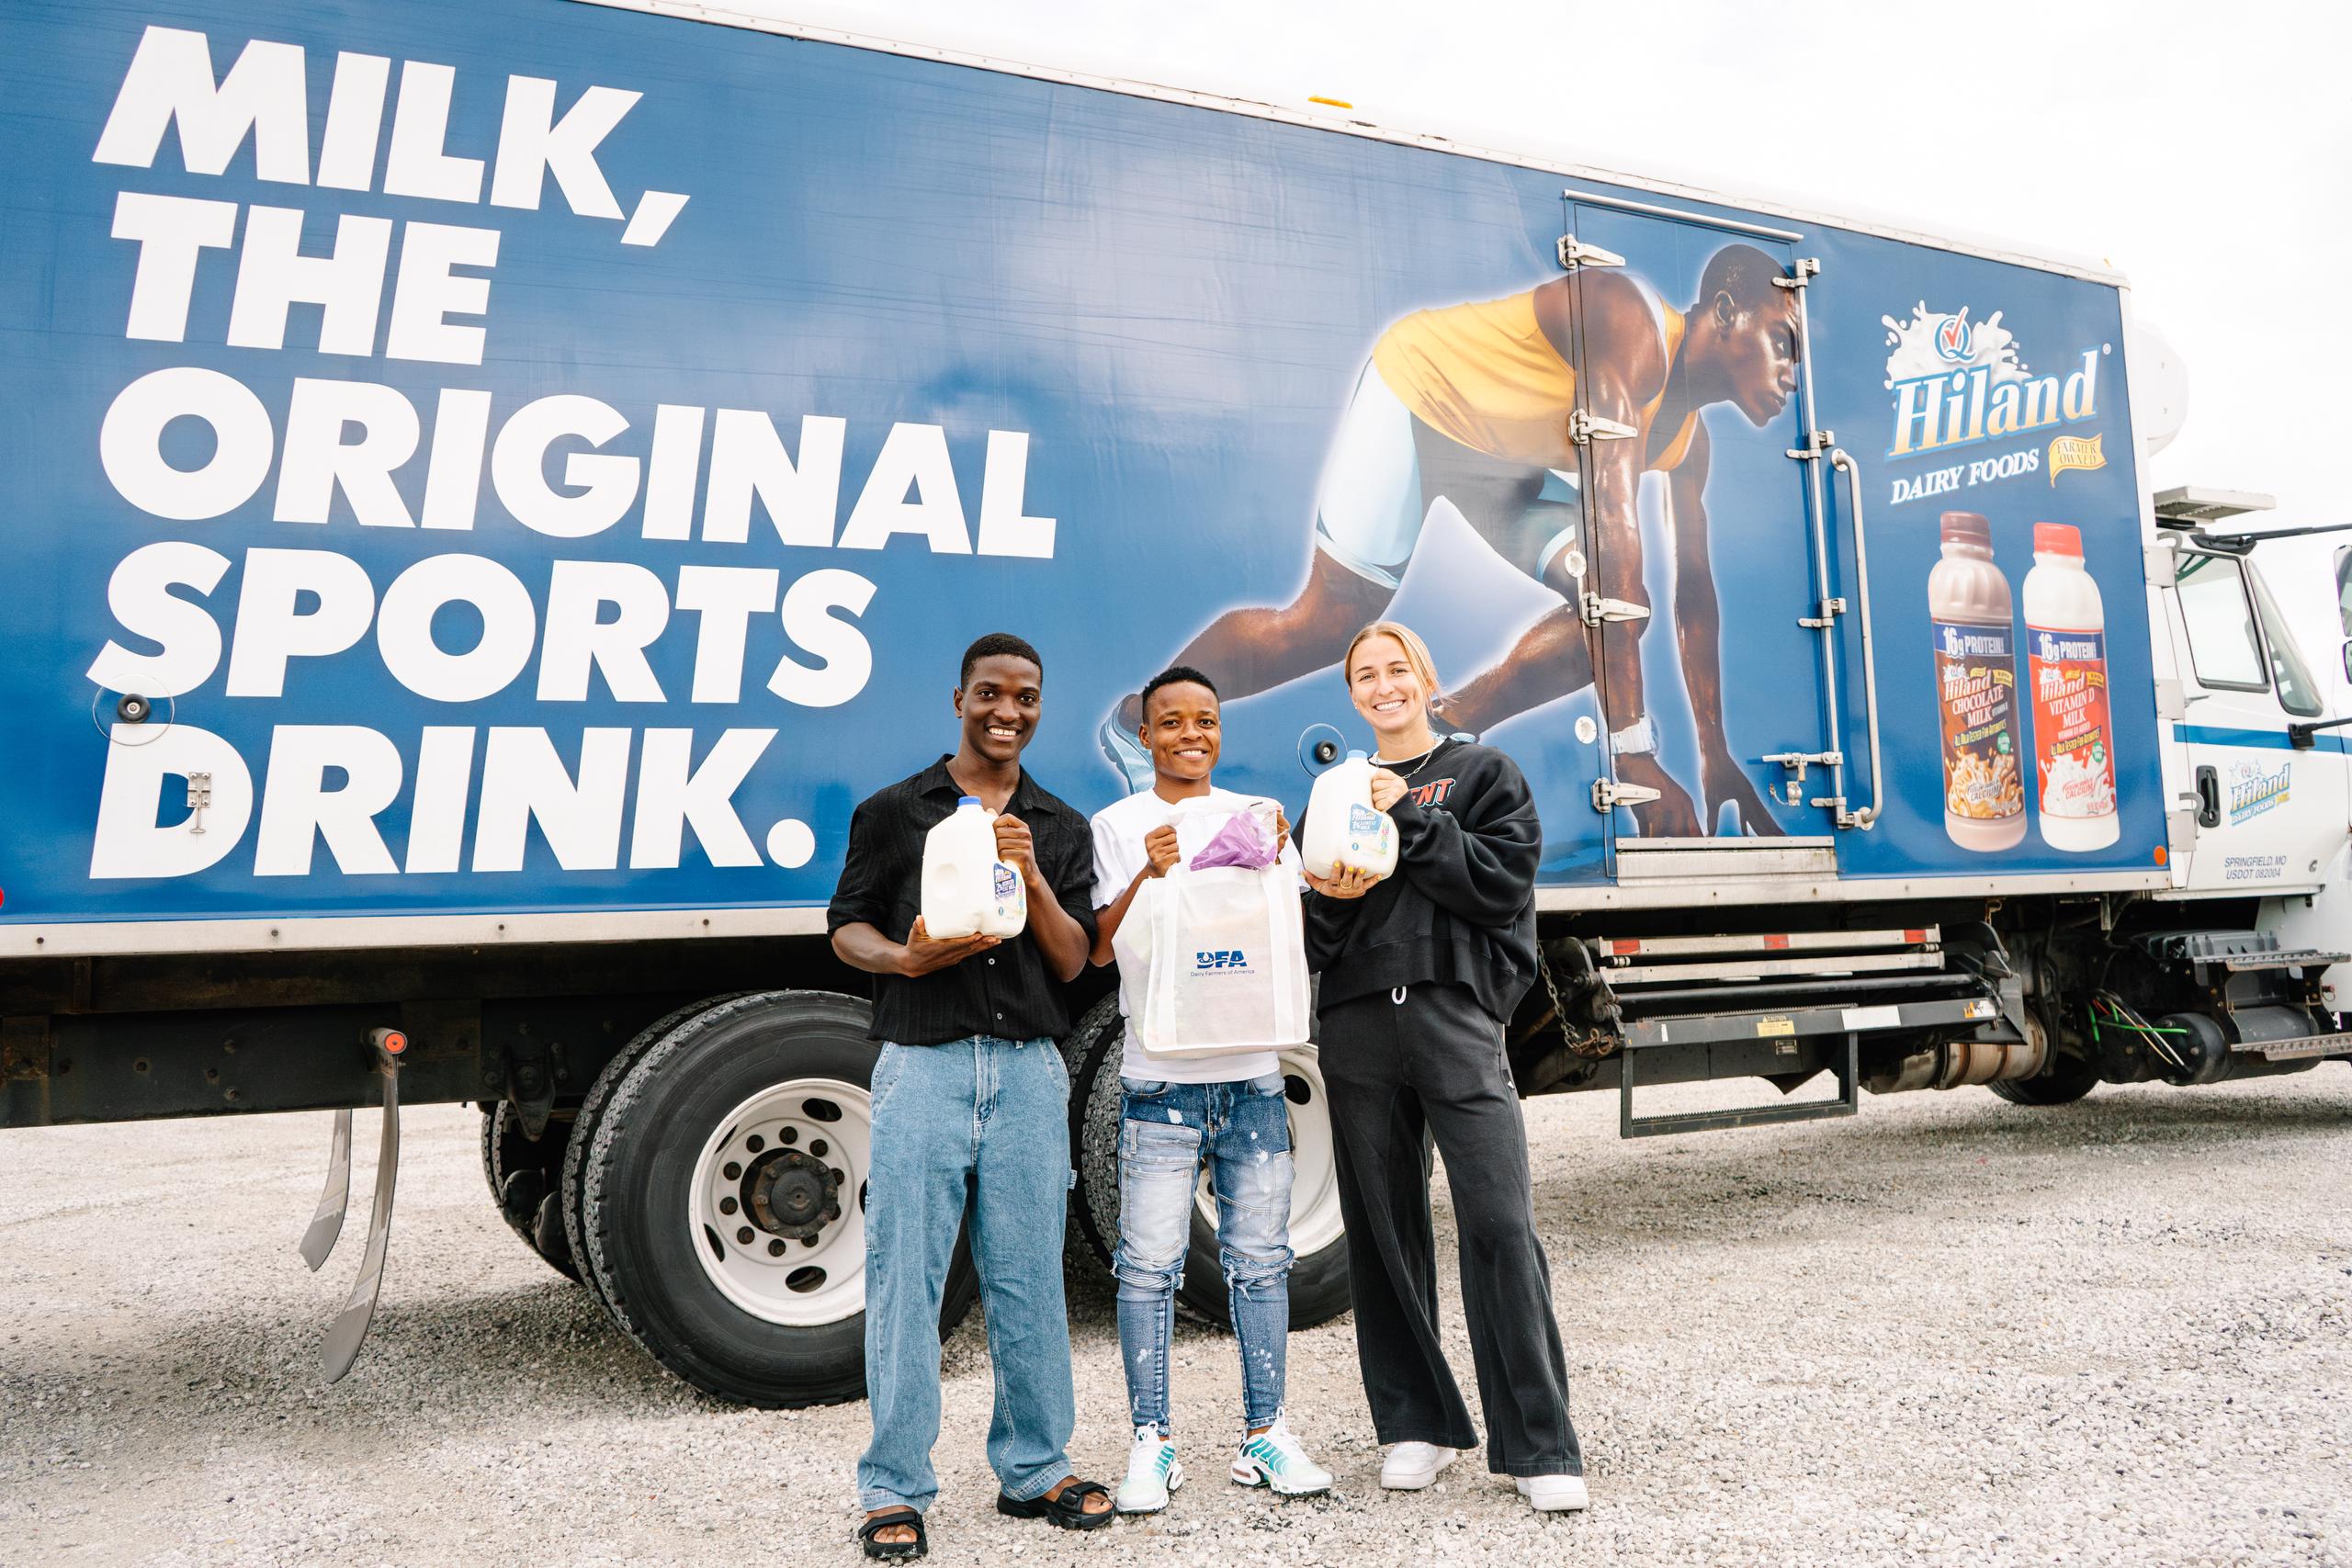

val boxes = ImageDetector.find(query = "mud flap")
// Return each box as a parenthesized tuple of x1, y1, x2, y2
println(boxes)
(299, 1109, 353, 1272)
(319, 1028, 406, 1383)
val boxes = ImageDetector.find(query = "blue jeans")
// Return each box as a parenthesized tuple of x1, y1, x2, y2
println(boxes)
(857, 1035, 1075, 1516)
(1114, 1073, 1295, 1435)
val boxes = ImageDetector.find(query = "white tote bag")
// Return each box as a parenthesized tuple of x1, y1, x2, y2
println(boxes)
(1141, 863, 1312, 1055)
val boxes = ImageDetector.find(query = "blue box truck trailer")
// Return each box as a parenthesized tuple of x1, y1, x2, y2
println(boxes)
(6, 0, 2348, 1404)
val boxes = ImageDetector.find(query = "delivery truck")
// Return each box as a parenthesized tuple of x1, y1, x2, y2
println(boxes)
(5, 0, 2346, 1408)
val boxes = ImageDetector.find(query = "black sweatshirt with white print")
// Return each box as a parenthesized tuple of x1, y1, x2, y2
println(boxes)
(1301, 739, 1542, 1024)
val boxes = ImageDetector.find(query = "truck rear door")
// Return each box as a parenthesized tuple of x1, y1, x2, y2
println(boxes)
(1560, 196, 1837, 885)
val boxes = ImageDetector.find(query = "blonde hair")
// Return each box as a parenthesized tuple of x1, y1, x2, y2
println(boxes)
(1342, 620, 1442, 699)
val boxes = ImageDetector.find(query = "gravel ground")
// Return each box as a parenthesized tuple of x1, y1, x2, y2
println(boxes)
(4, 1070, 2349, 1567)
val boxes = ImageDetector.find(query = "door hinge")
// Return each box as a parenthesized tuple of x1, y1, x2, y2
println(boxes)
(1797, 597, 1848, 628)
(1593, 777, 1663, 812)
(1581, 592, 1651, 627)
(2143, 541, 2180, 587)
(1569, 409, 1638, 445)
(1556, 235, 1626, 270)
(1786, 428, 1834, 460)
(1771, 257, 1822, 288)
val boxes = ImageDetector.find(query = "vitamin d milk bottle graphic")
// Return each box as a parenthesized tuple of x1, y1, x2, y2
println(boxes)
(1928, 511, 2025, 851)
(2023, 523, 2120, 851)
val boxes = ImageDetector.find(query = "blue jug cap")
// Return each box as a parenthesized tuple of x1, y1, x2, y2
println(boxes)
(957, 795, 982, 807)
(1346, 750, 1368, 761)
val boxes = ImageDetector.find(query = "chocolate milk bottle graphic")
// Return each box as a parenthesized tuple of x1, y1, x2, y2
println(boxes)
(2024, 522, 2120, 851)
(1928, 511, 2025, 851)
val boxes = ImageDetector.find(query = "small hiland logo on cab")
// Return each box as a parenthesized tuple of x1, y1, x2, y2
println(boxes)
(2227, 761, 2292, 825)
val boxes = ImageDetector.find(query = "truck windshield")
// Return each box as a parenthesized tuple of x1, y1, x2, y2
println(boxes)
(2245, 559, 2325, 717)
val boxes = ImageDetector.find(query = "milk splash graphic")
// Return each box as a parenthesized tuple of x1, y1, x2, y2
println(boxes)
(1883, 304, 2031, 389)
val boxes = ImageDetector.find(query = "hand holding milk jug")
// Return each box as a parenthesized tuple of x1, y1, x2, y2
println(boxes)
(1302, 750, 1401, 881)
(921, 796, 1028, 938)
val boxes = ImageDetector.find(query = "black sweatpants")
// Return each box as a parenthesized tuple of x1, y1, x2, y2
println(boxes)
(1320, 981, 1580, 1477)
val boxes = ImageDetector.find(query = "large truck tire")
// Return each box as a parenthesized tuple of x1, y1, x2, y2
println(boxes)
(560, 992, 760, 1313)
(1988, 1050, 2101, 1106)
(479, 1101, 582, 1283)
(1064, 994, 1351, 1330)
(577, 990, 978, 1407)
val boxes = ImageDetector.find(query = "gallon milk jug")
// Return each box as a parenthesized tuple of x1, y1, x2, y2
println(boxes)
(1302, 750, 1400, 881)
(921, 796, 1028, 938)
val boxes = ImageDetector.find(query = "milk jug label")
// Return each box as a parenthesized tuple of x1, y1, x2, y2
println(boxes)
(2028, 627, 2115, 819)
(1348, 804, 1381, 834)
(991, 863, 1018, 902)
(1933, 619, 2024, 825)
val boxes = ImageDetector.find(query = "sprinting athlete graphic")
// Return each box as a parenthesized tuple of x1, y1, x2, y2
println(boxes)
(1101, 243, 1801, 838)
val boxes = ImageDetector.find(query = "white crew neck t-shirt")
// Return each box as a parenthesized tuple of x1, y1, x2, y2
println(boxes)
(1090, 785, 1302, 1085)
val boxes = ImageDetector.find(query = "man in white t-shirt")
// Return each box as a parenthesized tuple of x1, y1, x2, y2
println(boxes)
(1088, 665, 1334, 1514)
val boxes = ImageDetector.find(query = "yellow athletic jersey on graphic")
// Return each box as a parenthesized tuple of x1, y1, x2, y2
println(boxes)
(1368, 286, 1699, 474)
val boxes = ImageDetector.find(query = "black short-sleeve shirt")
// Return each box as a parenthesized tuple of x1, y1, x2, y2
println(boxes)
(826, 757, 1099, 1046)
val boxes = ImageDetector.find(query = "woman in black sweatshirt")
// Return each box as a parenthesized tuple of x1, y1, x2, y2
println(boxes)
(1301, 620, 1585, 1512)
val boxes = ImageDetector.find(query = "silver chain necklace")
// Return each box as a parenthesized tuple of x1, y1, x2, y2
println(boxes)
(1373, 738, 1449, 779)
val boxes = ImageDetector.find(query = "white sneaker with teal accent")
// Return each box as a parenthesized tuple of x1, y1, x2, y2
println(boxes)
(1230, 1416, 1334, 1497)
(1098, 711, 1154, 795)
(1116, 1427, 1182, 1514)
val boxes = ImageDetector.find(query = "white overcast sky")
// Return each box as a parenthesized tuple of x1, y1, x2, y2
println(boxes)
(702, 0, 2346, 524)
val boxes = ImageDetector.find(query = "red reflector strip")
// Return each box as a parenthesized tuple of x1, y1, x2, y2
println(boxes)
(1609, 940, 1642, 954)
(1904, 929, 1928, 943)
(1763, 934, 1790, 950)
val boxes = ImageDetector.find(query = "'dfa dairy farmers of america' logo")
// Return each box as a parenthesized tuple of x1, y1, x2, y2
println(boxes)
(2227, 760, 2292, 825)
(1883, 305, 2110, 502)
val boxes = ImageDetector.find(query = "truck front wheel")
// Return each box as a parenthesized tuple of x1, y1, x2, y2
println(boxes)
(577, 990, 978, 1407)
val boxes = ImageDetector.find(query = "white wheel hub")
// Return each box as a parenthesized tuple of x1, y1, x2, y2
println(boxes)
(1194, 1043, 1345, 1256)
(687, 1077, 872, 1326)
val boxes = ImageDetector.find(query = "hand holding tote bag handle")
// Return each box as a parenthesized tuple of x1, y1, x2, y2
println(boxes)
(1141, 860, 1312, 1056)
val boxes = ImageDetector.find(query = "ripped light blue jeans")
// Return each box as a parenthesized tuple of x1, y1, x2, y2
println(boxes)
(1114, 1073, 1295, 1435)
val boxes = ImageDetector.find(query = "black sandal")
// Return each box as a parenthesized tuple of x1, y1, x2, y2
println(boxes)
(857, 1506, 927, 1560)
(996, 1478, 1115, 1531)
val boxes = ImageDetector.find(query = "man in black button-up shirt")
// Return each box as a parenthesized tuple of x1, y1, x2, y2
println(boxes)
(829, 633, 1113, 1549)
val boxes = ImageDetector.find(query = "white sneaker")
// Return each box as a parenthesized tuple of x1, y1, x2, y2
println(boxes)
(1378, 1441, 1456, 1490)
(1230, 1415, 1334, 1497)
(1097, 712, 1154, 794)
(1116, 1426, 1182, 1515)
(1516, 1473, 1589, 1512)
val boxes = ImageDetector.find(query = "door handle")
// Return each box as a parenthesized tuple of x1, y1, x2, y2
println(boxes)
(2194, 764, 2221, 828)
(1828, 448, 1882, 829)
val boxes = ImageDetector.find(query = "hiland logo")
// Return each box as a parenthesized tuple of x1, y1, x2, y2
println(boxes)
(1883, 302, 2106, 459)
(2227, 761, 2292, 825)
(1194, 950, 1250, 971)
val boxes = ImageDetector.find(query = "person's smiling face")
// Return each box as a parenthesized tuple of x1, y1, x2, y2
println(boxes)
(1348, 634, 1427, 742)
(1142, 680, 1220, 784)
(956, 653, 1042, 762)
